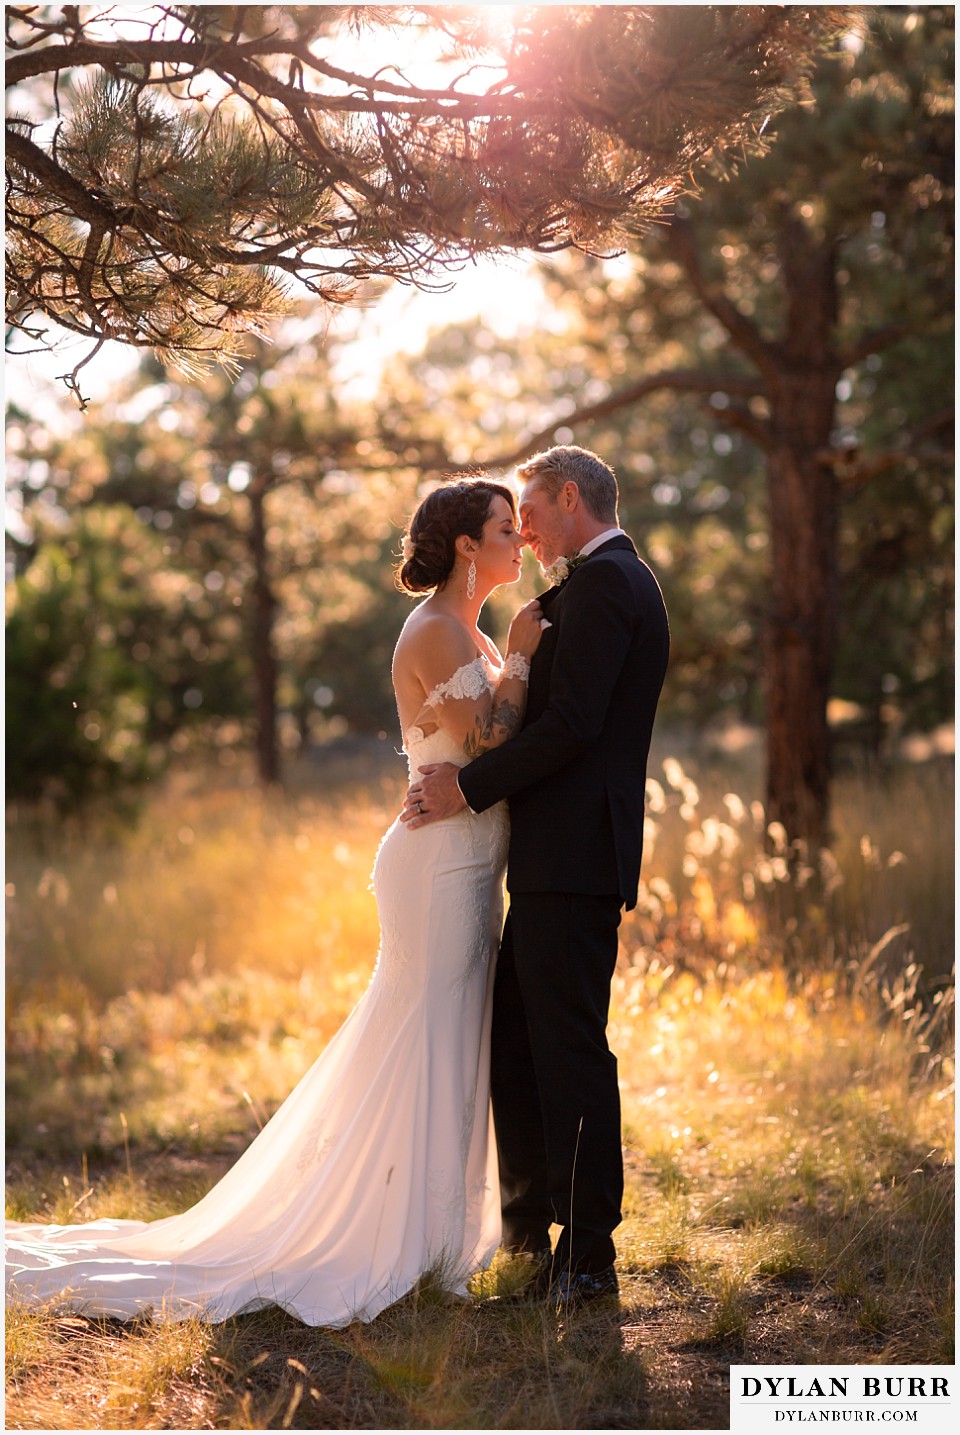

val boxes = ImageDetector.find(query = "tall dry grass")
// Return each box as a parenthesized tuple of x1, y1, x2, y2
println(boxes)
(4, 741, 955, 1429)
(7, 739, 953, 1008)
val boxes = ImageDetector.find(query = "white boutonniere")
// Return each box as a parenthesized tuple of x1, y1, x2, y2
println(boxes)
(542, 552, 587, 586)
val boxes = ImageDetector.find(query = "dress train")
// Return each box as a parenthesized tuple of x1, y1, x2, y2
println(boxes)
(6, 706, 506, 1327)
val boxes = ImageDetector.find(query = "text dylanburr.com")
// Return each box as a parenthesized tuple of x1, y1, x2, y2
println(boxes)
(730, 1367, 955, 1434)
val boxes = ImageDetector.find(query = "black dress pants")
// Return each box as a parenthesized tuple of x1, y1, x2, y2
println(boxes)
(490, 891, 623, 1275)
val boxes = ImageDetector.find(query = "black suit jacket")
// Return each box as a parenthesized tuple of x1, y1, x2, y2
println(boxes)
(459, 535, 669, 910)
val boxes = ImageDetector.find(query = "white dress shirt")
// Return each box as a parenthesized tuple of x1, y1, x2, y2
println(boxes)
(578, 527, 627, 556)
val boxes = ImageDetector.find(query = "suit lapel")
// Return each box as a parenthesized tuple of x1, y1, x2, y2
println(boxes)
(538, 583, 564, 612)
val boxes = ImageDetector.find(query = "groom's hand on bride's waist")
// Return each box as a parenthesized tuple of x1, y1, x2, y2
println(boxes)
(400, 762, 469, 828)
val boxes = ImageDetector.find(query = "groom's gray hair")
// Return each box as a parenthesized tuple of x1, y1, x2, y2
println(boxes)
(516, 445, 619, 523)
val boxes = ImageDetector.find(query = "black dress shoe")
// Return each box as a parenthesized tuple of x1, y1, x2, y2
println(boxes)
(550, 1266, 619, 1307)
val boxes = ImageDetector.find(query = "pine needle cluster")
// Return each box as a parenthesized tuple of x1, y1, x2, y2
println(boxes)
(6, 4, 853, 381)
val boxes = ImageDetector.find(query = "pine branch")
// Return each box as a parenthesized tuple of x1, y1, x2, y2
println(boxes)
(706, 401, 774, 451)
(4, 35, 545, 121)
(836, 322, 914, 370)
(6, 6, 853, 384)
(442, 368, 768, 471)
(821, 408, 955, 490)
(665, 213, 777, 373)
(5, 126, 121, 231)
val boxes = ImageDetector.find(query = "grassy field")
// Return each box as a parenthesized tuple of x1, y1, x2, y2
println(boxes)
(5, 741, 955, 1430)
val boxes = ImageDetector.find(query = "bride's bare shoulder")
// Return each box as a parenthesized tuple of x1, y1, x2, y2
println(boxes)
(393, 607, 475, 684)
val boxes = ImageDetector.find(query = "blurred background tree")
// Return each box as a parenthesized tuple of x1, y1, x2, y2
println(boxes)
(7, 325, 420, 789)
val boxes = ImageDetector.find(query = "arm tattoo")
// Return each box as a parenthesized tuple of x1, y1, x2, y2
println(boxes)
(491, 697, 522, 740)
(462, 697, 523, 758)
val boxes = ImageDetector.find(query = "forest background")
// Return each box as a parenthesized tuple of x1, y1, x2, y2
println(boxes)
(6, 5, 953, 843)
(4, 4, 955, 1429)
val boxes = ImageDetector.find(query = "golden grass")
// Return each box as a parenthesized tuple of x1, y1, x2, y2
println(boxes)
(6, 765, 395, 1007)
(4, 748, 955, 1428)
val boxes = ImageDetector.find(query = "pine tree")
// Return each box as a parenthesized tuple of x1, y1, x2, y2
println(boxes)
(6, 4, 848, 397)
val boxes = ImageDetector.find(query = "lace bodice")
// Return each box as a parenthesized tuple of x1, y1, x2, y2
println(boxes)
(403, 656, 500, 775)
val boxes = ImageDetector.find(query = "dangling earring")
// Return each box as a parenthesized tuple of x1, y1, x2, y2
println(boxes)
(466, 559, 477, 600)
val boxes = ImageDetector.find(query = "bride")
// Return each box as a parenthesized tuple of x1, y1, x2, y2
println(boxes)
(6, 477, 543, 1327)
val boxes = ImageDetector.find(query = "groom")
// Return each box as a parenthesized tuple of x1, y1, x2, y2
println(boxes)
(403, 444, 669, 1304)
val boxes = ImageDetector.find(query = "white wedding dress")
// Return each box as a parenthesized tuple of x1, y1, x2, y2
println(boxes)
(6, 658, 508, 1327)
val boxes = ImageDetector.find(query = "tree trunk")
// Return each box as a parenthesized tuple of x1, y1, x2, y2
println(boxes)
(655, 209, 848, 848)
(760, 218, 843, 850)
(764, 388, 839, 849)
(248, 483, 280, 786)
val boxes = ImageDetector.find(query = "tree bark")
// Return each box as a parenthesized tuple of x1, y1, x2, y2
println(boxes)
(762, 222, 841, 848)
(248, 483, 280, 786)
(763, 415, 839, 849)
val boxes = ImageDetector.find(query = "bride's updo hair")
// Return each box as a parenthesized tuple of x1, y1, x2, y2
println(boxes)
(397, 477, 516, 594)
